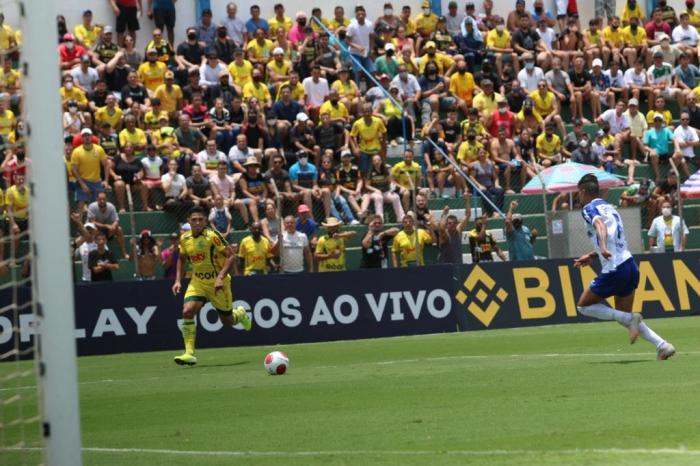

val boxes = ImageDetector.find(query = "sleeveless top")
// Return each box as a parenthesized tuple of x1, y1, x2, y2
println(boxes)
(439, 230, 463, 264)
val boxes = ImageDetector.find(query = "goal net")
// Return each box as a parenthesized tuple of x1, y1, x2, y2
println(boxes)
(0, 0, 82, 465)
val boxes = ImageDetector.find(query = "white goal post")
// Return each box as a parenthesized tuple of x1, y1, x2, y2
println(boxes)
(23, 0, 83, 464)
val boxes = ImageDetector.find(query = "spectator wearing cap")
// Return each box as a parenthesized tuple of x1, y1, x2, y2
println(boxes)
(486, 17, 518, 76)
(176, 27, 206, 79)
(211, 25, 236, 64)
(153, 70, 183, 116)
(644, 112, 682, 182)
(71, 213, 99, 282)
(512, 14, 548, 69)
(346, 6, 375, 82)
(622, 97, 648, 161)
(245, 5, 269, 36)
(562, 118, 586, 158)
(414, 0, 439, 39)
(269, 4, 293, 34)
(295, 203, 318, 245)
(432, 15, 456, 51)
(587, 59, 612, 120)
(506, 200, 537, 261)
(289, 111, 316, 159)
(375, 43, 399, 79)
(620, 179, 653, 208)
(74, 9, 102, 50)
(536, 122, 562, 167)
(71, 128, 110, 210)
(516, 97, 543, 135)
(289, 150, 321, 212)
(109, 0, 142, 47)
(315, 217, 357, 272)
(290, 11, 314, 48)
(517, 53, 545, 94)
(138, 47, 167, 94)
(59, 33, 88, 71)
(650, 33, 682, 66)
(199, 51, 227, 87)
(267, 47, 292, 90)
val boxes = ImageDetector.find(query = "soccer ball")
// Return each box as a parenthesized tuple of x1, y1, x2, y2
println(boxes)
(264, 351, 289, 375)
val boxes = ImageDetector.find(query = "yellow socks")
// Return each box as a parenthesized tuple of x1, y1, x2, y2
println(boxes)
(181, 319, 196, 355)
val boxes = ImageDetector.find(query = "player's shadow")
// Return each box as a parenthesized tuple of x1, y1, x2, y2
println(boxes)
(192, 361, 250, 369)
(588, 359, 649, 365)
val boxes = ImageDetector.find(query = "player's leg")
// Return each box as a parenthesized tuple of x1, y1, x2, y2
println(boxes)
(615, 290, 675, 358)
(174, 297, 204, 366)
(211, 280, 252, 331)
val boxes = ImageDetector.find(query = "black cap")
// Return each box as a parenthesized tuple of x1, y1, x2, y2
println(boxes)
(202, 8, 213, 16)
(83, 9, 92, 16)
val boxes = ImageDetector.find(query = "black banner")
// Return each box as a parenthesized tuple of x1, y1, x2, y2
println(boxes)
(2, 253, 700, 357)
(452, 252, 700, 330)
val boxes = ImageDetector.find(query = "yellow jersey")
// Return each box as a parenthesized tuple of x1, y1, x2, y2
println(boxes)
(144, 109, 169, 130)
(0, 24, 15, 50)
(418, 52, 454, 74)
(516, 108, 543, 122)
(329, 17, 350, 31)
(242, 81, 271, 102)
(60, 86, 88, 105)
(449, 71, 476, 105)
(95, 106, 123, 130)
(0, 108, 15, 136)
(268, 16, 293, 33)
(71, 144, 108, 182)
(137, 61, 167, 92)
(536, 133, 561, 156)
(73, 24, 102, 48)
(602, 26, 625, 48)
(152, 127, 181, 158)
(154, 84, 183, 113)
(486, 29, 512, 49)
(584, 29, 602, 47)
(228, 59, 254, 88)
(4, 184, 28, 220)
(276, 80, 304, 101)
(119, 128, 147, 149)
(456, 141, 484, 165)
(621, 4, 645, 23)
(179, 228, 230, 282)
(246, 38, 274, 62)
(687, 9, 700, 24)
(391, 229, 432, 266)
(0, 68, 20, 89)
(266, 59, 292, 81)
(623, 26, 647, 46)
(350, 116, 386, 154)
(528, 90, 556, 115)
(331, 79, 359, 98)
(473, 92, 502, 115)
(316, 234, 346, 272)
(319, 100, 348, 120)
(238, 236, 272, 275)
(460, 119, 487, 137)
(310, 16, 331, 33)
(414, 12, 439, 35)
(390, 161, 421, 189)
(646, 109, 673, 126)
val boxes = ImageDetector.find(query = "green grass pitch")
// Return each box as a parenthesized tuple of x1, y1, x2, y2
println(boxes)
(4, 316, 700, 466)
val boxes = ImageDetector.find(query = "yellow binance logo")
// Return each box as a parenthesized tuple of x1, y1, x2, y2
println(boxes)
(455, 265, 508, 327)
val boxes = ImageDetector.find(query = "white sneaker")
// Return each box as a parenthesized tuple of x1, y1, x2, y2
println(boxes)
(349, 219, 360, 225)
(657, 342, 676, 361)
(629, 313, 642, 344)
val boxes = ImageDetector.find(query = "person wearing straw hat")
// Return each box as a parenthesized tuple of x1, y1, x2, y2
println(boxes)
(314, 217, 357, 272)
(391, 212, 436, 267)
(238, 156, 267, 224)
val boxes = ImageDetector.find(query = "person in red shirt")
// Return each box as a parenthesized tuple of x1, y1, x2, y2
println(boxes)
(645, 8, 672, 47)
(488, 98, 517, 138)
(1, 146, 29, 186)
(58, 33, 87, 71)
(181, 93, 210, 130)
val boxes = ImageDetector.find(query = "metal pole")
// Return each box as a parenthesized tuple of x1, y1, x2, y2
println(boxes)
(23, 0, 83, 464)
(669, 158, 684, 250)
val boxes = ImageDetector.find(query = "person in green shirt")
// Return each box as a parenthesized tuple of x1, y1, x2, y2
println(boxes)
(374, 43, 399, 79)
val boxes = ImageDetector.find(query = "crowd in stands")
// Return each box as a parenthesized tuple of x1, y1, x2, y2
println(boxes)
(0, 0, 696, 278)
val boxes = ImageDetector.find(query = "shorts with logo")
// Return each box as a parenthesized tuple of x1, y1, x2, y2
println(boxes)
(184, 275, 233, 314)
(590, 257, 639, 298)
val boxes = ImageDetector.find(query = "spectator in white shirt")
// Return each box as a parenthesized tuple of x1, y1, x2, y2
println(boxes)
(70, 55, 99, 93)
(673, 111, 697, 177)
(624, 58, 654, 109)
(275, 215, 313, 273)
(199, 51, 228, 87)
(517, 54, 545, 92)
(346, 5, 375, 82)
(196, 139, 228, 176)
(672, 13, 699, 54)
(648, 201, 689, 252)
(390, 62, 421, 121)
(302, 65, 330, 122)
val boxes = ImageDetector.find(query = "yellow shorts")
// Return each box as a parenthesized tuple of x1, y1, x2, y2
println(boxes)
(184, 277, 232, 313)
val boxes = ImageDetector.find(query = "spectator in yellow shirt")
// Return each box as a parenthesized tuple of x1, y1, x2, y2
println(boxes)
(74, 9, 102, 49)
(237, 223, 275, 275)
(95, 94, 123, 132)
(315, 217, 356, 272)
(391, 213, 435, 267)
(60, 75, 88, 110)
(529, 79, 565, 138)
(138, 48, 168, 94)
(269, 4, 293, 34)
(351, 104, 387, 173)
(486, 18, 518, 75)
(119, 115, 148, 156)
(154, 70, 183, 114)
(415, 0, 439, 41)
(246, 28, 274, 66)
(390, 148, 422, 213)
(448, 58, 477, 114)
(535, 122, 562, 166)
(228, 48, 253, 93)
(71, 129, 110, 208)
(242, 68, 272, 109)
(621, 0, 645, 26)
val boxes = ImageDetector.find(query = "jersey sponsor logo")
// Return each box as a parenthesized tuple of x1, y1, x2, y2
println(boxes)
(190, 252, 206, 263)
(194, 271, 217, 280)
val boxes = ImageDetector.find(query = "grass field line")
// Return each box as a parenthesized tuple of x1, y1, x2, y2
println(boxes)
(1, 350, 697, 393)
(5, 446, 700, 457)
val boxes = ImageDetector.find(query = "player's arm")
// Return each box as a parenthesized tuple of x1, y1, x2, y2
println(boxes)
(215, 245, 237, 291)
(172, 250, 187, 295)
(593, 217, 611, 258)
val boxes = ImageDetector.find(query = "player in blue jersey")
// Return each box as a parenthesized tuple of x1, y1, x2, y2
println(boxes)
(574, 174, 676, 360)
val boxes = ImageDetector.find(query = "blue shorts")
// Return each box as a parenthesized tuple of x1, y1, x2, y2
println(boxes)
(75, 180, 104, 202)
(590, 257, 639, 299)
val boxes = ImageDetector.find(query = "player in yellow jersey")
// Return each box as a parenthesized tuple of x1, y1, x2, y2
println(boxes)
(171, 206, 252, 366)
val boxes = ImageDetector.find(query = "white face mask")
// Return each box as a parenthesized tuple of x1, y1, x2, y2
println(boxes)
(65, 82, 73, 90)
(496, 24, 505, 32)
(384, 8, 393, 15)
(662, 207, 672, 217)
(423, 8, 432, 15)
(68, 106, 77, 113)
(298, 157, 308, 166)
(498, 107, 507, 114)
(66, 41, 74, 49)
